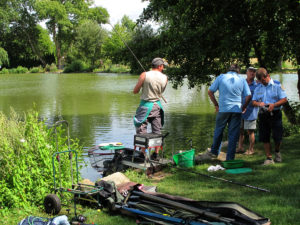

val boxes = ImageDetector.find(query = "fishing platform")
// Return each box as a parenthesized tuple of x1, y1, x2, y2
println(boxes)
(88, 133, 172, 176)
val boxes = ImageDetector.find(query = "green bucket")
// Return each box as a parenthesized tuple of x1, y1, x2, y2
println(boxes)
(173, 149, 195, 168)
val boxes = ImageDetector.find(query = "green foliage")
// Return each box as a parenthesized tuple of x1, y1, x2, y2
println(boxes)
(124, 24, 160, 74)
(0, 68, 9, 74)
(36, 25, 55, 56)
(87, 7, 109, 25)
(0, 47, 9, 66)
(63, 60, 88, 73)
(45, 63, 58, 72)
(282, 101, 300, 136)
(0, 1, 56, 68)
(34, 0, 107, 69)
(9, 66, 29, 74)
(96, 64, 131, 73)
(102, 16, 136, 65)
(66, 20, 107, 69)
(30, 66, 44, 73)
(139, 0, 300, 87)
(0, 110, 83, 211)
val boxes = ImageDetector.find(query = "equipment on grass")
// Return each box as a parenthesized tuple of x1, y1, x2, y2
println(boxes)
(221, 160, 244, 169)
(44, 120, 104, 220)
(131, 191, 234, 223)
(173, 149, 195, 168)
(114, 187, 270, 225)
(117, 206, 209, 225)
(226, 168, 253, 174)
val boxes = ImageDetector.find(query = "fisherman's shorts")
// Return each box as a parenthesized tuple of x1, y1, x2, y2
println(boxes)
(258, 110, 283, 143)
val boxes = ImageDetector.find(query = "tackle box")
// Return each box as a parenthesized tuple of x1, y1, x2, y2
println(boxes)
(134, 133, 163, 148)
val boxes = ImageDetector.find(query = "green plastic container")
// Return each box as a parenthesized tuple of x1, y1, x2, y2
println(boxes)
(226, 168, 252, 174)
(100, 144, 124, 150)
(173, 149, 195, 168)
(222, 159, 244, 169)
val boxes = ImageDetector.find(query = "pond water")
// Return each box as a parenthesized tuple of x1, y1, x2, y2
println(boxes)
(0, 72, 298, 181)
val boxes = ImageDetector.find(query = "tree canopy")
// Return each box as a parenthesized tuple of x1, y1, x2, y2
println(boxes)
(138, 0, 300, 87)
(35, 0, 108, 69)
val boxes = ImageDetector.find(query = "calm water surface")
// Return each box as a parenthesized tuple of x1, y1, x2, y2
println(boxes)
(0, 72, 298, 181)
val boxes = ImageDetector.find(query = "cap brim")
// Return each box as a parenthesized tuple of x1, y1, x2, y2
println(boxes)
(248, 67, 256, 71)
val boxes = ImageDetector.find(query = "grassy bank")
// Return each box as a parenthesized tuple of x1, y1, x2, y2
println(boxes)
(1, 131, 300, 225)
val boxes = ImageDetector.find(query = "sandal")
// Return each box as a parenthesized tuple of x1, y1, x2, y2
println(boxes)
(244, 150, 254, 155)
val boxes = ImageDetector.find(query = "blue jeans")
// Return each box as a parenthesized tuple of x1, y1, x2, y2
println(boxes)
(211, 112, 242, 160)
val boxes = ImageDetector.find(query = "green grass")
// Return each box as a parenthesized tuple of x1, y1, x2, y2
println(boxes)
(2, 133, 300, 225)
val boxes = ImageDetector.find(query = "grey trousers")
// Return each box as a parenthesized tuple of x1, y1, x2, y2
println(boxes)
(136, 103, 162, 134)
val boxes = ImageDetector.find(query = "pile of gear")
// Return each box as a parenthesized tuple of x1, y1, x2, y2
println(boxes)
(100, 173, 271, 225)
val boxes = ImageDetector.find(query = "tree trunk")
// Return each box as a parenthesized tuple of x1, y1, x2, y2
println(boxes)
(252, 40, 264, 67)
(52, 24, 62, 70)
(277, 56, 282, 71)
(297, 69, 300, 100)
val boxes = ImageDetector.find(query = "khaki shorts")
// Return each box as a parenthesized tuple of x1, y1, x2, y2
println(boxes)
(241, 119, 256, 130)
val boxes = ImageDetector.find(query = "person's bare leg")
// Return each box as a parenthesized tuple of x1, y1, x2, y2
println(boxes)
(264, 142, 272, 158)
(237, 128, 244, 152)
(248, 130, 255, 154)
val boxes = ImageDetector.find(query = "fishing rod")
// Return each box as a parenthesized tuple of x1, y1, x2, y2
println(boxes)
(96, 6, 167, 103)
(95, 5, 147, 72)
(148, 159, 270, 193)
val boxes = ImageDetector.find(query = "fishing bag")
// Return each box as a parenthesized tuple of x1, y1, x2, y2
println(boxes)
(18, 215, 70, 225)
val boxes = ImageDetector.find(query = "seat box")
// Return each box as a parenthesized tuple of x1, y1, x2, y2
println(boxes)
(134, 133, 163, 148)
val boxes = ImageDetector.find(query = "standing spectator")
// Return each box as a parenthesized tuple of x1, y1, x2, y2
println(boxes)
(252, 68, 287, 165)
(237, 67, 259, 155)
(200, 64, 251, 161)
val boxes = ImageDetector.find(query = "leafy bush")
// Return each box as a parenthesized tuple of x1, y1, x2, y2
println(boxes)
(30, 66, 44, 73)
(12, 66, 29, 74)
(282, 101, 300, 136)
(45, 63, 58, 72)
(0, 68, 9, 74)
(0, 110, 83, 212)
(49, 63, 58, 72)
(63, 60, 88, 73)
(109, 64, 131, 73)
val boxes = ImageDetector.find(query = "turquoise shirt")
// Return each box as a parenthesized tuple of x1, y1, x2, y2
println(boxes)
(209, 72, 251, 113)
(252, 79, 287, 110)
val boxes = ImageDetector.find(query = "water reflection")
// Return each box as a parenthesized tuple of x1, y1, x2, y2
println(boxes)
(0, 72, 298, 181)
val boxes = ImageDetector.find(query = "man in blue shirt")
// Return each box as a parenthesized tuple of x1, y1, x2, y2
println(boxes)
(200, 64, 251, 161)
(237, 67, 259, 155)
(252, 68, 287, 165)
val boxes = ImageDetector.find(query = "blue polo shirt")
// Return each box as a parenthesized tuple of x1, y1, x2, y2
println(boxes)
(242, 80, 259, 120)
(252, 79, 287, 110)
(209, 71, 251, 113)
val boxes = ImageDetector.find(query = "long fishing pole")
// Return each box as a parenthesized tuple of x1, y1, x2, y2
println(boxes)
(148, 159, 270, 192)
(96, 6, 167, 102)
